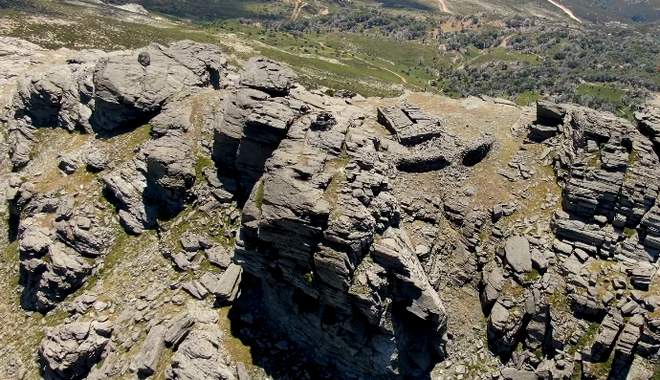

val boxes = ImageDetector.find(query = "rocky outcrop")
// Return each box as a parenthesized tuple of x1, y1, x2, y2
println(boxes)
(591, 309, 624, 361)
(533, 101, 660, 263)
(487, 299, 526, 354)
(11, 189, 112, 312)
(377, 104, 445, 146)
(39, 320, 113, 380)
(102, 104, 199, 233)
(130, 324, 166, 377)
(167, 327, 236, 380)
(91, 40, 225, 133)
(7, 40, 226, 170)
(231, 65, 449, 378)
(212, 59, 302, 203)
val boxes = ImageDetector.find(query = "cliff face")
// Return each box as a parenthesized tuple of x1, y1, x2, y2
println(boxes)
(4, 37, 660, 380)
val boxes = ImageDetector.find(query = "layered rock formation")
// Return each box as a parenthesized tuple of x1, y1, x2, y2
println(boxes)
(226, 64, 453, 379)
(6, 37, 660, 380)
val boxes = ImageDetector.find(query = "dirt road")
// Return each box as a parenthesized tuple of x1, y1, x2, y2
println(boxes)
(290, 0, 308, 21)
(437, 0, 450, 13)
(545, 0, 581, 23)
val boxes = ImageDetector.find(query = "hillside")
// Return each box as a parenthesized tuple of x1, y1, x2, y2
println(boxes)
(3, 0, 660, 119)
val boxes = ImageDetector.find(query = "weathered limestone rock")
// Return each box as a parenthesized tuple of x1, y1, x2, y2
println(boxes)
(213, 263, 243, 303)
(130, 324, 166, 377)
(167, 327, 235, 380)
(504, 235, 532, 273)
(481, 264, 505, 308)
(91, 41, 225, 133)
(233, 82, 447, 378)
(20, 242, 92, 312)
(7, 40, 226, 169)
(591, 309, 624, 361)
(138, 133, 196, 217)
(39, 320, 113, 380)
(212, 80, 302, 202)
(541, 103, 660, 265)
(487, 300, 526, 354)
(377, 104, 445, 146)
(164, 312, 195, 348)
(238, 57, 297, 96)
(614, 314, 644, 358)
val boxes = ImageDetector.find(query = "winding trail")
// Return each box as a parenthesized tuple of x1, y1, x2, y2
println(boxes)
(317, 41, 408, 84)
(545, 0, 581, 23)
(500, 34, 514, 48)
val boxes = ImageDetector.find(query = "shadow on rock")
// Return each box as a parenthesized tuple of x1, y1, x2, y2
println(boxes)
(225, 274, 338, 380)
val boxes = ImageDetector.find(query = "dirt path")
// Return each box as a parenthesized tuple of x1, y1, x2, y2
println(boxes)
(436, 0, 450, 14)
(545, 0, 581, 23)
(290, 0, 308, 21)
(358, 56, 409, 84)
(317, 42, 408, 84)
(500, 34, 514, 48)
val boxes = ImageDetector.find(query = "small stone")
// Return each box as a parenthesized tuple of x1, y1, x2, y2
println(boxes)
(138, 51, 151, 67)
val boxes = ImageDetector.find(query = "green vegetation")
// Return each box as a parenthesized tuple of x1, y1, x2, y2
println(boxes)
(195, 154, 214, 181)
(572, 362, 582, 380)
(524, 268, 541, 282)
(623, 227, 636, 238)
(303, 272, 314, 283)
(501, 279, 525, 297)
(254, 181, 265, 210)
(546, 288, 571, 313)
(587, 148, 603, 168)
(652, 364, 660, 380)
(569, 321, 600, 355)
(628, 148, 640, 168)
(577, 83, 624, 102)
(515, 91, 542, 106)
(591, 352, 614, 379)
(323, 171, 347, 208)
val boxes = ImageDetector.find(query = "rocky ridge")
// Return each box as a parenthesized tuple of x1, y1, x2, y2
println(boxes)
(1, 37, 660, 380)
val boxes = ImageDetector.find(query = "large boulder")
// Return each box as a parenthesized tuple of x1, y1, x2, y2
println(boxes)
(138, 133, 196, 216)
(504, 236, 532, 273)
(39, 320, 113, 380)
(238, 57, 297, 96)
(6, 40, 226, 169)
(91, 41, 225, 133)
(20, 242, 92, 312)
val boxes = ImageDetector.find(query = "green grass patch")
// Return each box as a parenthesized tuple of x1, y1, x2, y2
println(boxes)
(254, 181, 265, 210)
(515, 90, 542, 106)
(195, 154, 214, 180)
(501, 279, 525, 297)
(587, 148, 603, 168)
(623, 227, 636, 238)
(572, 362, 582, 380)
(590, 352, 614, 379)
(546, 287, 570, 313)
(577, 83, 624, 102)
(569, 321, 600, 355)
(524, 268, 541, 282)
